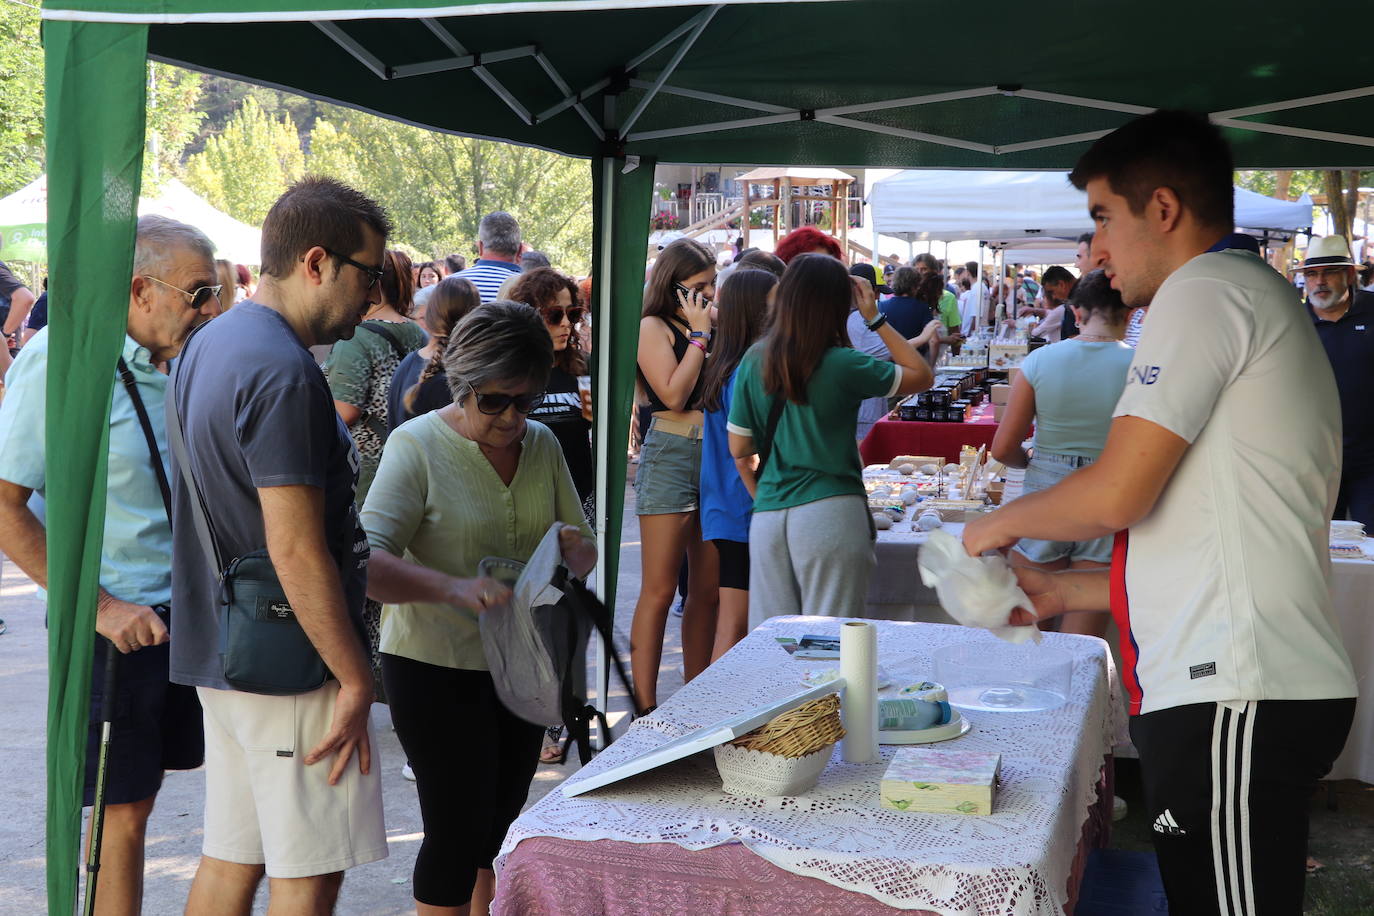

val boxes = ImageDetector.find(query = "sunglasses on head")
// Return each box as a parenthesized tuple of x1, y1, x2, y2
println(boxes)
(540, 305, 585, 325)
(471, 390, 546, 415)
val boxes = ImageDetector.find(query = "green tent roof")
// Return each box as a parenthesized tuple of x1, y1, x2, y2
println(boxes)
(41, 0, 1374, 168)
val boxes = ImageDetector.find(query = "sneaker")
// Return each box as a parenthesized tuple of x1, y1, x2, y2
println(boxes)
(670, 597, 685, 618)
(401, 762, 416, 782)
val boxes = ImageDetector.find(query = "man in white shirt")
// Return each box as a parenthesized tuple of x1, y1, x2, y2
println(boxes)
(965, 110, 1356, 915)
(1030, 266, 1075, 342)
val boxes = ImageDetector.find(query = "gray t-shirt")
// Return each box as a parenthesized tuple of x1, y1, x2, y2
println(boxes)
(168, 302, 369, 690)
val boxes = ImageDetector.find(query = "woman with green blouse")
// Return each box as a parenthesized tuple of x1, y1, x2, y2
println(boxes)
(361, 301, 596, 915)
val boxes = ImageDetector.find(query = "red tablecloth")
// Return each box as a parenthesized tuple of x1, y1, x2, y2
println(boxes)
(860, 403, 999, 466)
(494, 762, 1112, 916)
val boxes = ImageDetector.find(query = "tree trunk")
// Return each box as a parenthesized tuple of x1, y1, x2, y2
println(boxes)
(1324, 170, 1356, 238)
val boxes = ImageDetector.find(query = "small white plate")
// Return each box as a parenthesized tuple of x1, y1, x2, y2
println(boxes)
(801, 666, 893, 690)
(878, 711, 972, 745)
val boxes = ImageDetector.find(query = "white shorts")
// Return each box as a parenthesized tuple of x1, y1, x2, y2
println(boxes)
(197, 683, 387, 878)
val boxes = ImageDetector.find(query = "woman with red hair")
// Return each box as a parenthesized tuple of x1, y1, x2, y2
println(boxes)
(774, 226, 844, 264)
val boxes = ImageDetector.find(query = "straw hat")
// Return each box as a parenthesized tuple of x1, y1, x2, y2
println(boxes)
(1296, 235, 1357, 272)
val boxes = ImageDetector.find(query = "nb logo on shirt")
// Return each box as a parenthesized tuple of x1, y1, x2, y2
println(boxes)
(1128, 365, 1161, 386)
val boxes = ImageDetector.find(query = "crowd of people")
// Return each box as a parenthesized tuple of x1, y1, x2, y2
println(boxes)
(0, 107, 1368, 916)
(0, 185, 598, 914)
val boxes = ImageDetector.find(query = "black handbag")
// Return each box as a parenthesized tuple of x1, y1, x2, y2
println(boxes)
(166, 343, 328, 695)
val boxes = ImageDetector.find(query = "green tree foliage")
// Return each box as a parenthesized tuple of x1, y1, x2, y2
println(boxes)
(184, 96, 305, 224)
(305, 111, 593, 274)
(144, 63, 206, 192)
(0, 2, 44, 197)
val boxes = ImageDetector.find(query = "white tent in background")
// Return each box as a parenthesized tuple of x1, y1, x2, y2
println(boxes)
(137, 178, 263, 265)
(868, 169, 1314, 243)
(0, 174, 262, 265)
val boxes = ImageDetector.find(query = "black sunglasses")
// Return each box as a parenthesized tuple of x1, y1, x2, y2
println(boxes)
(540, 305, 586, 326)
(472, 390, 546, 415)
(322, 247, 385, 289)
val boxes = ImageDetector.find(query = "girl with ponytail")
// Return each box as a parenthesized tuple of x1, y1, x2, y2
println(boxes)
(387, 276, 482, 430)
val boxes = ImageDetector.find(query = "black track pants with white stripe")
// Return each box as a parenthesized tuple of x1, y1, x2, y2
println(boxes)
(1129, 698, 1355, 916)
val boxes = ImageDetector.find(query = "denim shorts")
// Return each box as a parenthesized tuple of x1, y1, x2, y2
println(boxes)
(1011, 451, 1115, 565)
(635, 426, 702, 515)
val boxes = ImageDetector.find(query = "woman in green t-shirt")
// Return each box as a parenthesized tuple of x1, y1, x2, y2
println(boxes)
(728, 254, 935, 624)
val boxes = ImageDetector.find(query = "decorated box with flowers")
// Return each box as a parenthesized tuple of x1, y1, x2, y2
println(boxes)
(880, 747, 1001, 816)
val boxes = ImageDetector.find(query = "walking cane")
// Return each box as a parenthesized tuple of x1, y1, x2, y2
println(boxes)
(82, 637, 120, 916)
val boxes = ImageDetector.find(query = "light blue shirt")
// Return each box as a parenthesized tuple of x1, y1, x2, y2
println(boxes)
(0, 327, 174, 606)
(1020, 338, 1135, 458)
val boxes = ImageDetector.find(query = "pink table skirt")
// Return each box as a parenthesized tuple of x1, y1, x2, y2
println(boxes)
(494, 760, 1113, 916)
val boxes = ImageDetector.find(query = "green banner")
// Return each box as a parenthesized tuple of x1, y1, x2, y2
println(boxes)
(43, 19, 148, 916)
(589, 154, 654, 614)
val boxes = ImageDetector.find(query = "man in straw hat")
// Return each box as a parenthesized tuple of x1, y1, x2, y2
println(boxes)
(964, 109, 1355, 914)
(1301, 235, 1374, 528)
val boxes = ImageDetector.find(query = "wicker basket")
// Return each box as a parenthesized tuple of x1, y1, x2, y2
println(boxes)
(728, 693, 845, 759)
(714, 694, 845, 797)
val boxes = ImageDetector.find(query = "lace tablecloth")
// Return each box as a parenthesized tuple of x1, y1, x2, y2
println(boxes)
(496, 617, 1121, 914)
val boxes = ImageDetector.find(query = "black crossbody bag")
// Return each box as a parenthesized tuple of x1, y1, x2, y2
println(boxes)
(165, 343, 328, 695)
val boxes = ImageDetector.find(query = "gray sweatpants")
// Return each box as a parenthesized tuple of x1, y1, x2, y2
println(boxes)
(748, 494, 876, 629)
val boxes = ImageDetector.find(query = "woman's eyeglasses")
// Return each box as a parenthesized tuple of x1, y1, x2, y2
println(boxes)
(472, 390, 546, 415)
(540, 305, 586, 326)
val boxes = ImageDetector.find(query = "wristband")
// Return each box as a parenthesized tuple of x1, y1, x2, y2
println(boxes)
(864, 313, 888, 332)
(687, 338, 707, 353)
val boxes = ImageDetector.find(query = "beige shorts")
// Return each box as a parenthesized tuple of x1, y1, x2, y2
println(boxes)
(197, 683, 388, 878)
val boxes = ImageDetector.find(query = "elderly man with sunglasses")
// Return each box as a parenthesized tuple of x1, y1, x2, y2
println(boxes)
(1301, 235, 1374, 528)
(0, 214, 215, 915)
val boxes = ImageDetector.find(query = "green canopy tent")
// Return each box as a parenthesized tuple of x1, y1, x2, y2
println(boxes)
(37, 1, 1374, 910)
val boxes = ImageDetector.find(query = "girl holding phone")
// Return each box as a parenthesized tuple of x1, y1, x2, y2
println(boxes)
(631, 238, 719, 710)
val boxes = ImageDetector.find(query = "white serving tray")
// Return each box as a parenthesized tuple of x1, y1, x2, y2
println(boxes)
(563, 681, 843, 798)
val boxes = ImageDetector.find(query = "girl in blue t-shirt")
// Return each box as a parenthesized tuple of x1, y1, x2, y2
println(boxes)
(697, 269, 778, 660)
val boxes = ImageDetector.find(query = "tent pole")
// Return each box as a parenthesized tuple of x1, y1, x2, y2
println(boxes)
(593, 154, 615, 747)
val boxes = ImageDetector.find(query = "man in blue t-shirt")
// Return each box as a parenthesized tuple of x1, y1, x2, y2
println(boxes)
(170, 177, 391, 911)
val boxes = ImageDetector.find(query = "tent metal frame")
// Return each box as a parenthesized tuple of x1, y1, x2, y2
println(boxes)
(282, 12, 1374, 154)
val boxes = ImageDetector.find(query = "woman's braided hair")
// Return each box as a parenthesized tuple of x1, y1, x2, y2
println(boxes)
(405, 276, 481, 413)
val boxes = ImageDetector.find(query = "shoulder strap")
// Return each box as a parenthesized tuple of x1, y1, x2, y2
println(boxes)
(755, 393, 787, 477)
(166, 329, 227, 576)
(115, 356, 173, 525)
(359, 321, 408, 361)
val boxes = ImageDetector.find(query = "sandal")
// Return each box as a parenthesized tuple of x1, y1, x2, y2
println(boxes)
(540, 727, 571, 765)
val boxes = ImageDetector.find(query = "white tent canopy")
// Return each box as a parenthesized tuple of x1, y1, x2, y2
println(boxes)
(0, 174, 262, 265)
(869, 170, 1314, 243)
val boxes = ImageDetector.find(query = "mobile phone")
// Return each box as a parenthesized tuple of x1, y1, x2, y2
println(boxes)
(674, 282, 710, 303)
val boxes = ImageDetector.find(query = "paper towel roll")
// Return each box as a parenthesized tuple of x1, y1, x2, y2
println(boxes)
(840, 621, 879, 763)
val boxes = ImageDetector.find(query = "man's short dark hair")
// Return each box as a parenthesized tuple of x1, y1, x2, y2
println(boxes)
(1042, 265, 1075, 286)
(260, 176, 391, 279)
(912, 252, 939, 271)
(1077, 232, 1094, 246)
(1069, 110, 1234, 231)
(445, 254, 466, 274)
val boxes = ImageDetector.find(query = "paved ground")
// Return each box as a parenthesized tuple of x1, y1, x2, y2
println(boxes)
(0, 484, 677, 914)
